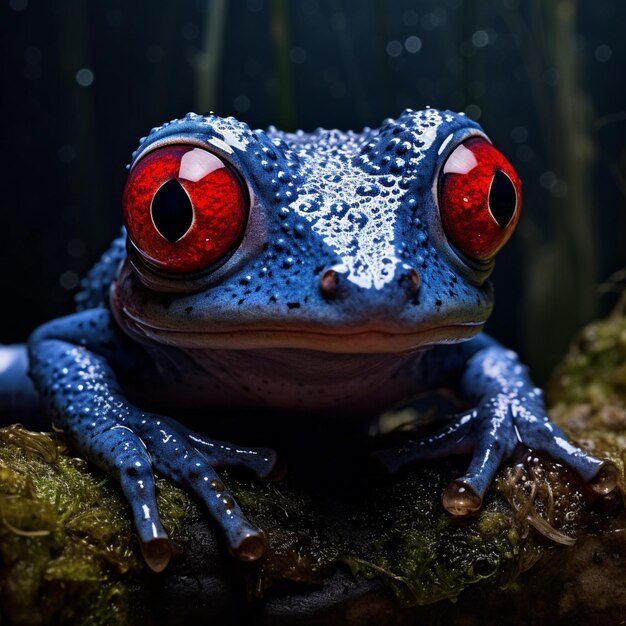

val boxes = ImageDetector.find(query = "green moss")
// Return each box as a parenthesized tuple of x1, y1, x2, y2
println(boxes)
(223, 460, 537, 606)
(547, 310, 626, 495)
(547, 312, 626, 407)
(0, 424, 190, 626)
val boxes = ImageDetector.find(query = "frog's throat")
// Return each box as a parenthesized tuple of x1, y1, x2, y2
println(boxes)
(113, 305, 484, 354)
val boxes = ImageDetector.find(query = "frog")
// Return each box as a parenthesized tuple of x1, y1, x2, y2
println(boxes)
(6, 109, 617, 573)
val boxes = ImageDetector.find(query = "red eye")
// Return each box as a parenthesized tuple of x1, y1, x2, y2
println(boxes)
(122, 145, 248, 273)
(439, 138, 521, 262)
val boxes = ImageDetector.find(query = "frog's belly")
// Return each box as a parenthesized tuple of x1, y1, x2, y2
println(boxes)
(140, 346, 427, 418)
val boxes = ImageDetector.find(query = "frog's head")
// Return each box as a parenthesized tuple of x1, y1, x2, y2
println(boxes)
(112, 110, 521, 354)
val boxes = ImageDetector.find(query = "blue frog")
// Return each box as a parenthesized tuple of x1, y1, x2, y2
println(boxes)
(3, 109, 617, 572)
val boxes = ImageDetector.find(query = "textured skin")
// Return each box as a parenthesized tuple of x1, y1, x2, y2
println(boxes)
(22, 109, 611, 567)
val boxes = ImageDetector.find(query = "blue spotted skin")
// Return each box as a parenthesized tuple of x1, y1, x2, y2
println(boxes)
(25, 109, 614, 570)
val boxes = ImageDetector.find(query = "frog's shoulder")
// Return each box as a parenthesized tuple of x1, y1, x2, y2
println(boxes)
(75, 233, 126, 311)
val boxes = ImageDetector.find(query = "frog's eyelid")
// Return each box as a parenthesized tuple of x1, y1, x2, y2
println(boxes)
(131, 135, 242, 173)
(130, 135, 210, 168)
(130, 135, 256, 213)
(435, 129, 491, 166)
(437, 132, 454, 155)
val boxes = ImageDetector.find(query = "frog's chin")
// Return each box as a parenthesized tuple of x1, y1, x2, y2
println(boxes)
(115, 310, 484, 354)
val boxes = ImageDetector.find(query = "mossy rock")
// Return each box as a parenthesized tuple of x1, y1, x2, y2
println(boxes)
(547, 309, 626, 484)
(0, 425, 189, 626)
(1, 313, 626, 625)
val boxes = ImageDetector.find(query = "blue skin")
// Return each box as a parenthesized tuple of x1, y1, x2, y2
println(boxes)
(14, 110, 615, 572)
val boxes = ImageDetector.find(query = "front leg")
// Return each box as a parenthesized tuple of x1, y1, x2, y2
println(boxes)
(376, 335, 618, 515)
(28, 309, 276, 571)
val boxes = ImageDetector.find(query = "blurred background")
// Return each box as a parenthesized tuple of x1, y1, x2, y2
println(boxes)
(1, 0, 625, 380)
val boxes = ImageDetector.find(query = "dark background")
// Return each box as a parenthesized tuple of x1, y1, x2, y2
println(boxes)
(1, 0, 625, 380)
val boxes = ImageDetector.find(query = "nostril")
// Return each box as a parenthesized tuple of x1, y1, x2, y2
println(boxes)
(320, 268, 340, 296)
(407, 268, 421, 294)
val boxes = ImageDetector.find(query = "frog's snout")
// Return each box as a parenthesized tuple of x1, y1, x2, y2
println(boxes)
(319, 265, 421, 299)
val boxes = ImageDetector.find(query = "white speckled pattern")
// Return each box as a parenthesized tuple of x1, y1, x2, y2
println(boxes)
(204, 115, 251, 153)
(287, 109, 443, 289)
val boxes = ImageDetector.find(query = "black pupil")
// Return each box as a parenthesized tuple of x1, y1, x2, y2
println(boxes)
(488, 170, 517, 228)
(151, 179, 194, 242)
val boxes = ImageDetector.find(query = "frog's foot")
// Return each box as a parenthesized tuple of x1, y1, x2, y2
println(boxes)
(65, 408, 277, 571)
(122, 414, 277, 566)
(374, 399, 618, 517)
(67, 411, 277, 571)
(28, 311, 279, 571)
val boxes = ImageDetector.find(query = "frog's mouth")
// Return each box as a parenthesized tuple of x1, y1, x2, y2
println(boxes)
(111, 261, 488, 354)
(115, 306, 484, 354)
